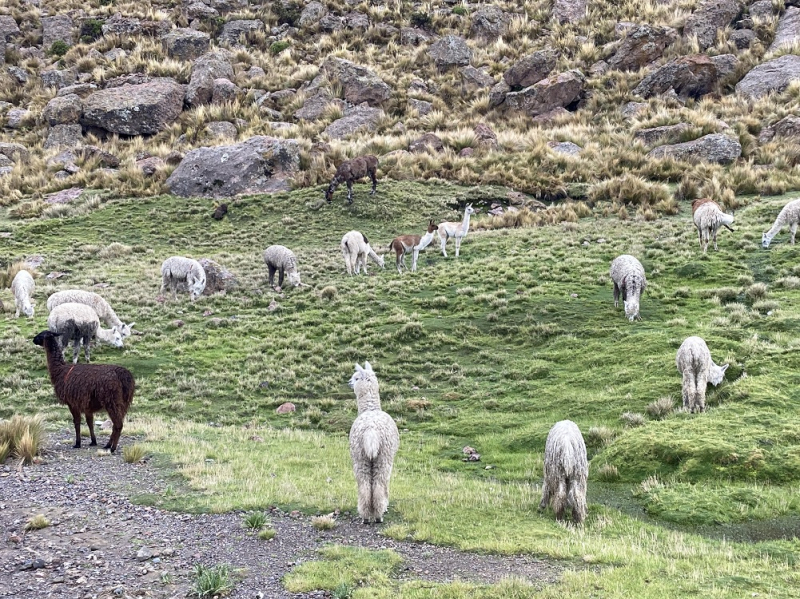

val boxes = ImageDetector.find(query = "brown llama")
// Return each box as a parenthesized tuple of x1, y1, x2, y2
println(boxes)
(33, 330, 135, 452)
(325, 155, 379, 204)
(212, 203, 228, 220)
(388, 221, 438, 273)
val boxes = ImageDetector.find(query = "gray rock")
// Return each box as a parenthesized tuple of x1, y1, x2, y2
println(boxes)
(5, 108, 29, 129)
(758, 115, 800, 143)
(736, 54, 800, 99)
(589, 60, 609, 76)
(504, 70, 584, 116)
(0, 154, 13, 168)
(469, 5, 509, 41)
(553, 0, 587, 24)
(489, 80, 510, 107)
(102, 13, 141, 36)
(57, 83, 98, 98)
(104, 48, 127, 61)
(81, 78, 185, 135)
(409, 98, 433, 115)
(647, 133, 741, 164)
(7, 66, 28, 85)
(460, 66, 495, 92)
(409, 133, 444, 153)
(166, 136, 300, 197)
(220, 19, 264, 46)
(607, 24, 677, 72)
(294, 92, 345, 121)
(729, 28, 755, 49)
(0, 143, 28, 162)
(41, 69, 76, 89)
(319, 14, 345, 33)
(504, 49, 558, 89)
(683, 0, 741, 50)
(620, 101, 648, 119)
(246, 66, 266, 79)
(206, 120, 237, 139)
(137, 156, 165, 176)
(136, 547, 153, 562)
(43, 94, 83, 126)
(0, 16, 20, 42)
(633, 122, 690, 146)
(321, 57, 391, 106)
(770, 7, 800, 52)
(42, 15, 75, 50)
(44, 124, 84, 150)
(711, 53, 739, 79)
(199, 258, 237, 294)
(344, 11, 369, 30)
(161, 28, 210, 61)
(211, 78, 241, 104)
(548, 141, 582, 155)
(474, 122, 498, 149)
(532, 107, 572, 123)
(748, 0, 774, 19)
(186, 50, 234, 107)
(324, 104, 383, 139)
(299, 2, 327, 27)
(401, 27, 435, 46)
(428, 35, 471, 71)
(633, 54, 718, 99)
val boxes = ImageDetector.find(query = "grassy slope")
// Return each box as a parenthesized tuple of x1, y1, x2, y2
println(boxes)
(2, 183, 800, 597)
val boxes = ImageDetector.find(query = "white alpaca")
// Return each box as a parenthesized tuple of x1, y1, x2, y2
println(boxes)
(47, 303, 124, 363)
(47, 290, 134, 338)
(11, 269, 35, 318)
(539, 420, 588, 524)
(692, 199, 734, 254)
(762, 198, 800, 248)
(676, 336, 728, 413)
(341, 231, 385, 276)
(388, 221, 439, 274)
(160, 256, 206, 301)
(609, 254, 647, 321)
(263, 245, 302, 289)
(438, 204, 476, 258)
(348, 361, 399, 524)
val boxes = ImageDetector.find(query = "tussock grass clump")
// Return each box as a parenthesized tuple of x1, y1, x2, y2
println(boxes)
(320, 286, 337, 300)
(585, 426, 617, 448)
(243, 511, 268, 531)
(258, 528, 277, 540)
(25, 514, 50, 531)
(646, 396, 675, 420)
(588, 175, 671, 210)
(776, 276, 800, 289)
(596, 464, 620, 482)
(620, 412, 646, 428)
(122, 444, 147, 464)
(745, 282, 769, 302)
(0, 415, 45, 464)
(192, 564, 234, 598)
(311, 514, 337, 530)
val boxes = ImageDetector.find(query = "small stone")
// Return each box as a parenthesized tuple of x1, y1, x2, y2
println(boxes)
(276, 402, 296, 414)
(136, 547, 153, 561)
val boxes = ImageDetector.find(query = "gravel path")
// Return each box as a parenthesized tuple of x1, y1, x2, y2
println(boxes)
(0, 432, 561, 598)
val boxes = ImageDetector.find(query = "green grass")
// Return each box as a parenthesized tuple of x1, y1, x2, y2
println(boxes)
(192, 564, 234, 598)
(283, 545, 403, 593)
(3, 182, 800, 597)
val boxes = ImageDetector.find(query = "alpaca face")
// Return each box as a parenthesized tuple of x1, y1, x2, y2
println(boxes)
(33, 330, 60, 346)
(109, 327, 125, 348)
(349, 362, 377, 394)
(709, 363, 729, 386)
(21, 300, 34, 318)
(623, 299, 639, 321)
(189, 277, 206, 300)
(762, 232, 771, 249)
(288, 271, 302, 287)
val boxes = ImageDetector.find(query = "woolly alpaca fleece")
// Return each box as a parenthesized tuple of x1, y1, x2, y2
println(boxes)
(11, 269, 35, 318)
(47, 290, 134, 338)
(609, 254, 647, 321)
(348, 361, 399, 524)
(263, 245, 302, 288)
(539, 420, 588, 524)
(341, 230, 385, 275)
(692, 199, 734, 253)
(47, 303, 124, 364)
(160, 256, 206, 301)
(676, 336, 729, 413)
(762, 198, 800, 248)
(33, 329, 135, 452)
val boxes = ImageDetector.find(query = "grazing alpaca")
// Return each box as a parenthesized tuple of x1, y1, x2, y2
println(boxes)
(11, 269, 35, 318)
(47, 303, 125, 364)
(389, 221, 439, 274)
(348, 361, 399, 524)
(539, 420, 588, 524)
(47, 290, 134, 338)
(762, 198, 800, 248)
(325, 155, 379, 204)
(692, 198, 734, 254)
(263, 245, 302, 289)
(341, 230, 385, 275)
(438, 204, 476, 258)
(609, 254, 647, 321)
(33, 330, 135, 452)
(160, 256, 206, 301)
(676, 336, 728, 413)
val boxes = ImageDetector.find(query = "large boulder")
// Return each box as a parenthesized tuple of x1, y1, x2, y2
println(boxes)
(199, 258, 237, 295)
(185, 50, 234, 107)
(401, 27, 436, 46)
(460, 66, 495, 92)
(0, 143, 29, 162)
(185, 2, 219, 19)
(219, 19, 264, 46)
(0, 16, 20, 42)
(299, 1, 327, 27)
(503, 49, 558, 89)
(166, 136, 300, 197)
(683, 0, 742, 50)
(409, 133, 444, 154)
(321, 57, 391, 106)
(607, 25, 677, 72)
(43, 94, 83, 126)
(553, 0, 587, 24)
(428, 35, 471, 71)
(633, 55, 718, 99)
(44, 124, 83, 150)
(770, 7, 800, 52)
(504, 70, 585, 117)
(634, 122, 690, 146)
(748, 0, 775, 19)
(161, 28, 210, 60)
(41, 69, 76, 89)
(324, 104, 383, 139)
(647, 133, 741, 164)
(101, 13, 142, 36)
(294, 91, 345, 121)
(81, 78, 184, 135)
(42, 15, 75, 50)
(469, 6, 510, 41)
(211, 78, 241, 104)
(758, 115, 800, 143)
(736, 54, 800, 99)
(711, 54, 739, 79)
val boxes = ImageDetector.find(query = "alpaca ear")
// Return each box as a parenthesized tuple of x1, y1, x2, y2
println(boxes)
(364, 361, 374, 373)
(721, 364, 729, 373)
(354, 363, 364, 373)
(128, 322, 136, 329)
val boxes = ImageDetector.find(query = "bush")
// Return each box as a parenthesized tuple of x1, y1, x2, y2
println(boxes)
(589, 175, 671, 208)
(410, 12, 432, 29)
(311, 514, 337, 530)
(192, 564, 234, 598)
(80, 19, 104, 42)
(122, 444, 147, 464)
(258, 528, 277, 540)
(620, 412, 646, 427)
(243, 511, 267, 530)
(270, 41, 290, 55)
(596, 464, 620, 481)
(0, 414, 45, 464)
(274, 1, 302, 26)
(48, 41, 70, 57)
(25, 514, 50, 530)
(452, 6, 468, 16)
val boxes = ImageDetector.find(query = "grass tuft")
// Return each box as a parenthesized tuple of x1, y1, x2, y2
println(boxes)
(243, 511, 268, 531)
(258, 528, 277, 540)
(192, 564, 234, 598)
(0, 415, 45, 464)
(311, 514, 337, 530)
(646, 396, 675, 420)
(122, 444, 147, 464)
(620, 412, 646, 428)
(25, 514, 50, 531)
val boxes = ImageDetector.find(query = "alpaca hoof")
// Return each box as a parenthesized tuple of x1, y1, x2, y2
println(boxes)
(89, 441, 97, 446)
(363, 518, 370, 525)
(375, 517, 383, 524)
(73, 443, 81, 449)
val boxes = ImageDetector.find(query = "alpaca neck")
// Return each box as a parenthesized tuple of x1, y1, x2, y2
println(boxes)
(720, 212, 734, 226)
(356, 390, 382, 413)
(766, 215, 784, 240)
(460, 210, 472, 235)
(367, 246, 383, 265)
(43, 339, 67, 385)
(415, 231, 434, 250)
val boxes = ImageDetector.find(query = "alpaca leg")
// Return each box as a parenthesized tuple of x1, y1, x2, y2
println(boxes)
(70, 407, 82, 449)
(791, 222, 797, 244)
(278, 267, 285, 288)
(396, 252, 403, 274)
(72, 339, 80, 364)
(568, 479, 587, 524)
(539, 479, 551, 511)
(106, 422, 123, 452)
(371, 462, 393, 523)
(14, 300, 20, 318)
(84, 337, 91, 363)
(267, 265, 277, 287)
(411, 248, 419, 272)
(681, 375, 691, 410)
(370, 168, 377, 195)
(346, 180, 353, 204)
(356, 473, 373, 523)
(613, 283, 620, 308)
(85, 412, 97, 446)
(695, 371, 708, 413)
(553, 480, 567, 521)
(440, 235, 448, 257)
(713, 227, 718, 251)
(455, 236, 461, 258)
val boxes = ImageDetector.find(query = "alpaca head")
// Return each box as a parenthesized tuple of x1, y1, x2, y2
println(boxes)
(288, 271, 302, 287)
(427, 220, 438, 234)
(21, 298, 34, 318)
(325, 183, 335, 202)
(119, 322, 135, 338)
(109, 326, 125, 348)
(189, 275, 206, 300)
(33, 329, 62, 347)
(349, 361, 379, 396)
(623, 299, 640, 321)
(762, 231, 772, 249)
(465, 204, 475, 217)
(709, 362, 729, 386)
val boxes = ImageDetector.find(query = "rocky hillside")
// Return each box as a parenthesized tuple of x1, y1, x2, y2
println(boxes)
(0, 0, 799, 217)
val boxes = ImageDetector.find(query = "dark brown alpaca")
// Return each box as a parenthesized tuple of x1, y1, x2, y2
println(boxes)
(212, 203, 228, 220)
(325, 155, 379, 204)
(33, 330, 135, 453)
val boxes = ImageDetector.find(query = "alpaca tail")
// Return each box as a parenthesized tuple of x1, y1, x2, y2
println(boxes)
(362, 428, 381, 460)
(120, 370, 136, 410)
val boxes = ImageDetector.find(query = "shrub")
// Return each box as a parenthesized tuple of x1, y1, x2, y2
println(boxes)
(270, 41, 290, 55)
(311, 514, 337, 530)
(588, 175, 671, 209)
(243, 511, 267, 530)
(745, 282, 768, 302)
(192, 564, 234, 598)
(25, 514, 50, 530)
(274, 1, 302, 26)
(48, 41, 70, 57)
(410, 12, 432, 29)
(80, 19, 104, 42)
(122, 444, 147, 464)
(646, 396, 675, 420)
(452, 6, 468, 16)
